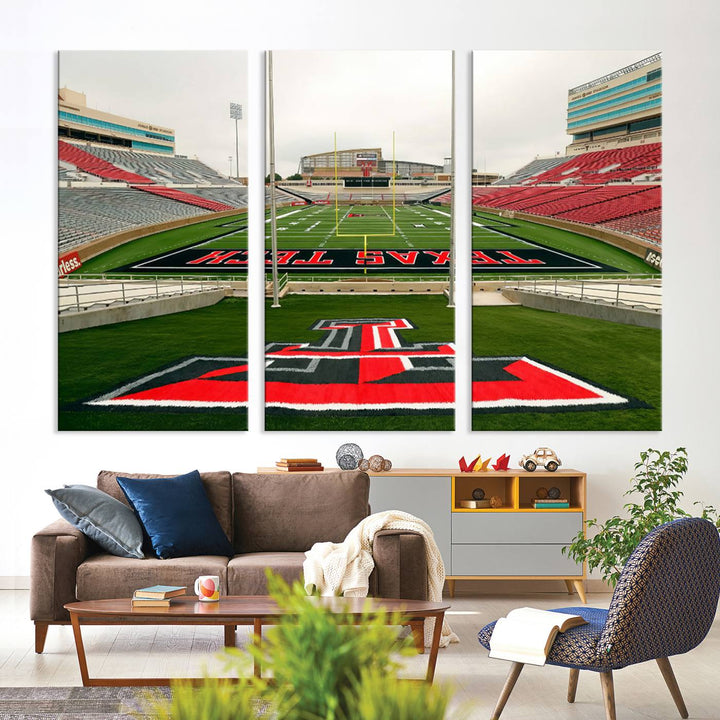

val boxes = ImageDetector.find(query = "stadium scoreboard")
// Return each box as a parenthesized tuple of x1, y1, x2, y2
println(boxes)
(344, 177, 390, 187)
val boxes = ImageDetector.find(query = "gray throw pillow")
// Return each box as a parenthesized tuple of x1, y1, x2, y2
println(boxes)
(46, 484, 144, 559)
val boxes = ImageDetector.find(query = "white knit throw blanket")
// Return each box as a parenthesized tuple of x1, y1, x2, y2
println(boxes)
(303, 510, 459, 648)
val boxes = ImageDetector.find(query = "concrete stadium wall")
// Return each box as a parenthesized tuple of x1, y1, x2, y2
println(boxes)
(502, 288, 661, 329)
(285, 280, 448, 294)
(476, 205, 656, 260)
(74, 208, 247, 263)
(58, 289, 227, 332)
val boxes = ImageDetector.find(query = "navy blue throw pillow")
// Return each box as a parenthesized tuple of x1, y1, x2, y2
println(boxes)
(116, 470, 234, 559)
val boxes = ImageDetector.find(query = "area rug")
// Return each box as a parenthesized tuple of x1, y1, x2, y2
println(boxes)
(0, 686, 170, 719)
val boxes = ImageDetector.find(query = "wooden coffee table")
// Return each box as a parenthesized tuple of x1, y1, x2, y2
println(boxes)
(64, 595, 450, 687)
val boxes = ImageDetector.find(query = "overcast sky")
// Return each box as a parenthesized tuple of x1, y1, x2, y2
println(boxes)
(271, 51, 451, 177)
(57, 50, 658, 180)
(60, 51, 248, 176)
(474, 51, 658, 177)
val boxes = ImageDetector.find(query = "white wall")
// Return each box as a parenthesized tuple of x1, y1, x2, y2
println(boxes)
(1, 0, 719, 584)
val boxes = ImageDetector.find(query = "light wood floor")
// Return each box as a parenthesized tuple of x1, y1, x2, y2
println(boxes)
(2, 588, 719, 719)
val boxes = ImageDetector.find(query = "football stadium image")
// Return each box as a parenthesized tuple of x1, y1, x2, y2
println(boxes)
(470, 52, 661, 431)
(264, 50, 455, 431)
(57, 53, 250, 431)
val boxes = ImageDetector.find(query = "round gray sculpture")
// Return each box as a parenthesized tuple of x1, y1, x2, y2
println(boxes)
(335, 443, 363, 470)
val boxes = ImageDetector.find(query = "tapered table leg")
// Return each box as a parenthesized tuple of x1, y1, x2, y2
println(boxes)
(224, 624, 236, 647)
(409, 620, 425, 654)
(253, 618, 262, 678)
(424, 613, 444, 684)
(69, 613, 91, 687)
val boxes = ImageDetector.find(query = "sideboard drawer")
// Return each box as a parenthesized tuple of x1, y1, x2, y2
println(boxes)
(452, 511, 582, 545)
(452, 543, 582, 577)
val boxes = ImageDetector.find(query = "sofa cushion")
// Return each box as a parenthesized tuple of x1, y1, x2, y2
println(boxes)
(45, 484, 144, 559)
(76, 554, 229, 601)
(117, 471, 234, 559)
(97, 470, 233, 542)
(228, 552, 306, 595)
(231, 471, 370, 553)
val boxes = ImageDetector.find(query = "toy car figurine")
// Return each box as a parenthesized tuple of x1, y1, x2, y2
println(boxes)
(520, 447, 562, 472)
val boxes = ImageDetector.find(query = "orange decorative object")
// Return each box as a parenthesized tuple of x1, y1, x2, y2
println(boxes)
(473, 456, 492, 472)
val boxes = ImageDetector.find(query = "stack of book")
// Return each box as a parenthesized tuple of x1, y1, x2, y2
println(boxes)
(275, 458, 324, 472)
(131, 584, 186, 608)
(532, 498, 570, 508)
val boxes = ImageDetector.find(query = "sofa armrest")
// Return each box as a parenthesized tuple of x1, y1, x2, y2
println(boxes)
(369, 529, 428, 600)
(30, 519, 90, 623)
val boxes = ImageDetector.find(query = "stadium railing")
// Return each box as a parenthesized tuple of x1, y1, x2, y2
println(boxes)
(59, 277, 239, 314)
(502, 277, 661, 312)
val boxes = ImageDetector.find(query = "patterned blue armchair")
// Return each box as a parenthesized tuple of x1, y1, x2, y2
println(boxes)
(478, 517, 720, 720)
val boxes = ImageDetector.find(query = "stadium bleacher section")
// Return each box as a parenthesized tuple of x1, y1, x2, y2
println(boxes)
(466, 143, 662, 245)
(556, 186, 660, 224)
(58, 140, 244, 249)
(59, 141, 153, 184)
(493, 156, 573, 185)
(189, 187, 249, 208)
(86, 146, 236, 186)
(133, 185, 233, 212)
(600, 209, 661, 244)
(523, 143, 661, 185)
(471, 183, 661, 243)
(58, 187, 212, 250)
(281, 186, 450, 204)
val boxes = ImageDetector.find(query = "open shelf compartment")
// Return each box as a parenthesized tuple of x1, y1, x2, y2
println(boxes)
(517, 472, 585, 510)
(452, 473, 517, 511)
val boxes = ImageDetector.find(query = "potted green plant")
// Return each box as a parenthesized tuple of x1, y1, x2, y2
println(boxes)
(564, 448, 719, 587)
(143, 572, 458, 720)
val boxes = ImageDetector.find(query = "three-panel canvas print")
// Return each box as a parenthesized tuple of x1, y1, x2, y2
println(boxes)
(57, 50, 661, 432)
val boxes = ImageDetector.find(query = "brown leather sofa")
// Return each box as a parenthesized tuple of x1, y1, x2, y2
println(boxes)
(31, 469, 427, 653)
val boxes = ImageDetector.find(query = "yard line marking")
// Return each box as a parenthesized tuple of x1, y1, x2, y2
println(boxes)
(264, 208, 307, 223)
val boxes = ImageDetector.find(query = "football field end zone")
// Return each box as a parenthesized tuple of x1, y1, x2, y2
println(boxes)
(59, 288, 228, 332)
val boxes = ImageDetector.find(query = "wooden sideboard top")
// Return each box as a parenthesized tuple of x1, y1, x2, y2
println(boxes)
(258, 467, 585, 477)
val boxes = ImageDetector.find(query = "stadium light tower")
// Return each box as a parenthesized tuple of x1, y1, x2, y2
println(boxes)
(268, 51, 280, 308)
(447, 50, 455, 308)
(229, 102, 243, 179)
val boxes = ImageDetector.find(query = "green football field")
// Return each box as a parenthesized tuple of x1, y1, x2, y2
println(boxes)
(71, 201, 652, 280)
(58, 298, 248, 431)
(266, 203, 450, 250)
(78, 212, 248, 275)
(472, 210, 654, 275)
(472, 305, 661, 431)
(265, 294, 455, 432)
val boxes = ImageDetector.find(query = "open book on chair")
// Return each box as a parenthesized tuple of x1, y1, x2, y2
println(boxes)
(489, 607, 587, 666)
